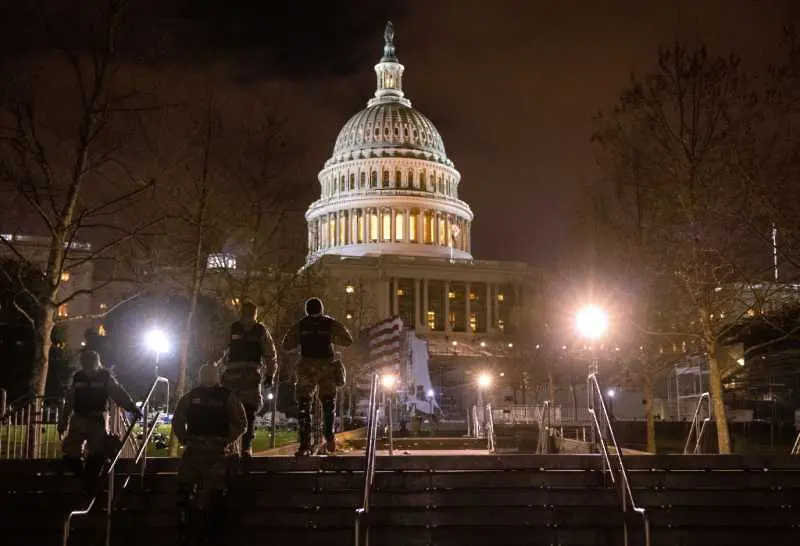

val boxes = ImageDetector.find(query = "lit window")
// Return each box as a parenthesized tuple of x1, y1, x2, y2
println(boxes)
(57, 304, 68, 318)
(396, 288, 405, 296)
(497, 293, 505, 302)
(345, 284, 355, 294)
(230, 298, 240, 307)
(469, 293, 477, 301)
(98, 325, 107, 336)
(409, 211, 418, 242)
(438, 216, 446, 245)
(497, 319, 505, 332)
(424, 212, 434, 244)
(99, 303, 107, 311)
(469, 313, 477, 332)
(357, 212, 365, 243)
(448, 291, 455, 299)
(395, 212, 404, 241)
(346, 313, 353, 320)
(60, 272, 70, 282)
(369, 211, 379, 241)
(207, 253, 237, 269)
(382, 211, 391, 241)
(426, 311, 435, 330)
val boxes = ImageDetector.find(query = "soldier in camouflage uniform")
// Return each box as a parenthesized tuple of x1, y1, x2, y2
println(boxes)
(58, 350, 140, 494)
(282, 297, 353, 456)
(172, 363, 247, 546)
(221, 301, 277, 459)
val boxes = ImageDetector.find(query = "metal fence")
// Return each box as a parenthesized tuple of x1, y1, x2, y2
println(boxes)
(0, 394, 139, 460)
(491, 404, 566, 426)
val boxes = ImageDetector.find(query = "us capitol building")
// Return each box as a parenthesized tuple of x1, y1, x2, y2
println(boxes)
(304, 23, 542, 409)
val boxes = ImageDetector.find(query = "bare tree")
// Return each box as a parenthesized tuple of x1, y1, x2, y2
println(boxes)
(593, 43, 776, 453)
(0, 0, 165, 415)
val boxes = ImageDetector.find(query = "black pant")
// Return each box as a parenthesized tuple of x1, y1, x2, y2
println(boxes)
(297, 394, 335, 449)
(241, 403, 256, 453)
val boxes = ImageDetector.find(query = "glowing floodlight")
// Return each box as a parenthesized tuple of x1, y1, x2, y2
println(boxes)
(381, 374, 397, 389)
(576, 305, 609, 340)
(477, 373, 492, 389)
(144, 328, 170, 355)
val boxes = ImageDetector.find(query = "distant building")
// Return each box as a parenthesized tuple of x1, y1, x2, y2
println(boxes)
(0, 233, 93, 350)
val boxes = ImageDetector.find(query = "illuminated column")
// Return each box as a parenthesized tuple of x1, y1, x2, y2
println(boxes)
(404, 208, 411, 242)
(414, 278, 421, 328)
(486, 283, 493, 333)
(392, 277, 399, 314)
(434, 211, 440, 245)
(465, 281, 471, 332)
(361, 208, 368, 242)
(444, 281, 451, 332)
(423, 278, 429, 329)
(391, 209, 397, 241)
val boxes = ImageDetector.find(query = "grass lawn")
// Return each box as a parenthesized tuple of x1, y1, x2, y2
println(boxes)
(0, 424, 297, 459)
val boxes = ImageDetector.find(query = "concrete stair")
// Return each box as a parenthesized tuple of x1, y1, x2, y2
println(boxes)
(0, 455, 798, 546)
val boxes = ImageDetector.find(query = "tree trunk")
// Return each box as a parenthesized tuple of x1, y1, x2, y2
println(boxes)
(27, 305, 55, 457)
(643, 374, 656, 453)
(706, 350, 731, 454)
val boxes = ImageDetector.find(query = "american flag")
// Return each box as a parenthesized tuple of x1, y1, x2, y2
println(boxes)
(367, 315, 404, 367)
(354, 315, 404, 393)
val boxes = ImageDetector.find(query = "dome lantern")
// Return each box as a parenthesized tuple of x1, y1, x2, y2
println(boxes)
(369, 21, 410, 108)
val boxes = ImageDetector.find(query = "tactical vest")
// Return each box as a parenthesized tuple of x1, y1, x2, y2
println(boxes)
(299, 315, 335, 358)
(73, 370, 110, 414)
(228, 322, 265, 363)
(186, 386, 231, 438)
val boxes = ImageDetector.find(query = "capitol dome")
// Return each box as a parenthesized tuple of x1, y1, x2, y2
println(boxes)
(305, 22, 474, 264)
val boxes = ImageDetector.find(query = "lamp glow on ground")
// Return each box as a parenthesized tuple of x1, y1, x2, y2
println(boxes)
(576, 305, 609, 340)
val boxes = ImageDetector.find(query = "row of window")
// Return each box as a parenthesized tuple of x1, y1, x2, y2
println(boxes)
(309, 209, 469, 251)
(320, 168, 457, 199)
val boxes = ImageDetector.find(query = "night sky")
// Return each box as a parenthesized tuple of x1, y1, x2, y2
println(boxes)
(2, 0, 797, 266)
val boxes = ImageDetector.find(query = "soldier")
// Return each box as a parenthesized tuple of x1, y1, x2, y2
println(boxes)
(57, 350, 140, 493)
(172, 363, 247, 546)
(282, 297, 353, 456)
(221, 301, 277, 459)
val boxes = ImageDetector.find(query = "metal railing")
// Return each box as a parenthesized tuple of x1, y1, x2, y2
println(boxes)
(791, 431, 800, 455)
(537, 401, 552, 454)
(683, 392, 711, 455)
(471, 405, 481, 438)
(485, 403, 496, 453)
(62, 376, 169, 546)
(354, 373, 380, 546)
(0, 395, 64, 459)
(587, 373, 650, 546)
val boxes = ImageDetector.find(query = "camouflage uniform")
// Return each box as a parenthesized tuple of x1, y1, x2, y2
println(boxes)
(221, 320, 277, 456)
(172, 380, 247, 545)
(282, 306, 353, 454)
(58, 360, 138, 493)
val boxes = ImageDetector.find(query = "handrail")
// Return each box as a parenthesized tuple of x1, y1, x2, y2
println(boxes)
(485, 403, 496, 453)
(791, 430, 800, 455)
(683, 392, 711, 455)
(354, 373, 379, 546)
(587, 373, 650, 546)
(62, 376, 169, 546)
(472, 405, 481, 438)
(537, 401, 551, 454)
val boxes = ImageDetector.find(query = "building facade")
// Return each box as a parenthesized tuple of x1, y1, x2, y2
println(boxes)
(303, 23, 541, 414)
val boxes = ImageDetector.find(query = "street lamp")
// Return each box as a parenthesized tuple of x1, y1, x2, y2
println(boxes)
(576, 305, 608, 375)
(576, 305, 609, 340)
(144, 328, 169, 378)
(427, 388, 435, 415)
(381, 374, 397, 455)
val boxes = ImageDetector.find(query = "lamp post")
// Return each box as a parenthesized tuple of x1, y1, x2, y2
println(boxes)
(427, 388, 435, 416)
(575, 305, 609, 375)
(267, 390, 278, 449)
(476, 372, 492, 437)
(143, 328, 170, 409)
(576, 305, 609, 448)
(381, 374, 397, 455)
